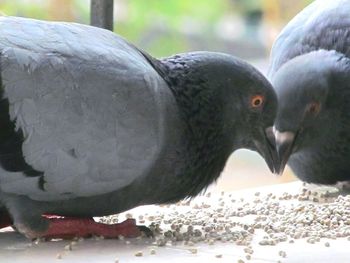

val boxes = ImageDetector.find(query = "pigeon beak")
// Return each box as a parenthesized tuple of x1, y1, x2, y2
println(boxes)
(275, 130, 296, 175)
(253, 126, 279, 174)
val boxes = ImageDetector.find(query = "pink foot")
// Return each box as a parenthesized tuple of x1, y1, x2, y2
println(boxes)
(38, 218, 144, 240)
(0, 210, 12, 229)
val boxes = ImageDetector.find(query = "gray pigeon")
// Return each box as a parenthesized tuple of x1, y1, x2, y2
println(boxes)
(268, 0, 350, 183)
(0, 16, 278, 239)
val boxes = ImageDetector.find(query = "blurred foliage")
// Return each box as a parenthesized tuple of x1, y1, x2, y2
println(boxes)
(0, 0, 49, 19)
(0, 0, 89, 21)
(116, 0, 230, 56)
(0, 0, 315, 57)
(0, 0, 231, 56)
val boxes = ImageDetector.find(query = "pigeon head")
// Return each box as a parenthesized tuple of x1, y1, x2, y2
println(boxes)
(210, 54, 279, 174)
(271, 50, 350, 174)
(153, 52, 279, 174)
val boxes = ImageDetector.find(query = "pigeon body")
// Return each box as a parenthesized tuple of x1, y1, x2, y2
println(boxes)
(268, 0, 350, 184)
(0, 16, 277, 238)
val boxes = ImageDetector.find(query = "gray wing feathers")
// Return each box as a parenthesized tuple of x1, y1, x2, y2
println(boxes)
(268, 0, 350, 77)
(0, 17, 170, 201)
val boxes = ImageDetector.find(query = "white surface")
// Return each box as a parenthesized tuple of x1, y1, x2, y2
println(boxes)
(1, 232, 349, 263)
(1, 182, 350, 263)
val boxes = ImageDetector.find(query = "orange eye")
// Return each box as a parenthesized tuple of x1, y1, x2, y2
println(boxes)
(250, 95, 264, 108)
(306, 102, 321, 115)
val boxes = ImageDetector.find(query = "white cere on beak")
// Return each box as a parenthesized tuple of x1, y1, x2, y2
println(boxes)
(274, 127, 295, 144)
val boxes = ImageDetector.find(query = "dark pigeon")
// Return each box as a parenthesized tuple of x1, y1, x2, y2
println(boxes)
(0, 16, 278, 239)
(268, 0, 350, 184)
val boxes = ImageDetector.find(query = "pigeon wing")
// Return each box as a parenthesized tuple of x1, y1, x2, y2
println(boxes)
(0, 17, 174, 201)
(268, 0, 350, 77)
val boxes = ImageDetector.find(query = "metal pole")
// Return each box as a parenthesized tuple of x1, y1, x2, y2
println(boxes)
(90, 0, 114, 31)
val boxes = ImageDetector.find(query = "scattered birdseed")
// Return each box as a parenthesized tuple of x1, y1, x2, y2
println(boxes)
(125, 213, 133, 219)
(187, 241, 195, 246)
(114, 258, 119, 263)
(258, 239, 275, 246)
(64, 244, 72, 251)
(134, 251, 143, 257)
(243, 247, 253, 254)
(245, 254, 251, 260)
(150, 248, 156, 255)
(156, 238, 167, 247)
(325, 242, 330, 247)
(188, 248, 198, 254)
(307, 238, 315, 244)
(215, 254, 222, 258)
(98, 184, 350, 260)
(237, 259, 245, 263)
(56, 253, 62, 259)
(278, 251, 287, 258)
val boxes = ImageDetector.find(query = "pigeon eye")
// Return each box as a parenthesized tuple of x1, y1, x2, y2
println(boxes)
(250, 95, 264, 108)
(306, 102, 321, 115)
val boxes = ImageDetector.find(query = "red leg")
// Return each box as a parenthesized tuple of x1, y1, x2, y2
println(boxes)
(0, 210, 12, 229)
(39, 218, 142, 239)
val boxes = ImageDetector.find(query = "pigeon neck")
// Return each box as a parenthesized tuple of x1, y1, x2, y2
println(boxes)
(144, 53, 234, 198)
(161, 55, 232, 148)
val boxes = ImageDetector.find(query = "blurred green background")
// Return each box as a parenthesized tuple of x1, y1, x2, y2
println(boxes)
(0, 0, 312, 58)
(0, 0, 314, 190)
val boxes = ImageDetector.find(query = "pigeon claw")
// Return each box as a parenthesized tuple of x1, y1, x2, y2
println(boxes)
(137, 225, 154, 238)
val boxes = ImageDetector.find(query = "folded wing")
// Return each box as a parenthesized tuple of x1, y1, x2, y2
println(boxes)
(268, 0, 350, 77)
(0, 17, 172, 201)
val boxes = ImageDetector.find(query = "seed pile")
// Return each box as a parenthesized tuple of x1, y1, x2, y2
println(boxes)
(100, 184, 350, 250)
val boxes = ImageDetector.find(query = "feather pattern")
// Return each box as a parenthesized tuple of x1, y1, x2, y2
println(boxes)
(0, 17, 172, 200)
